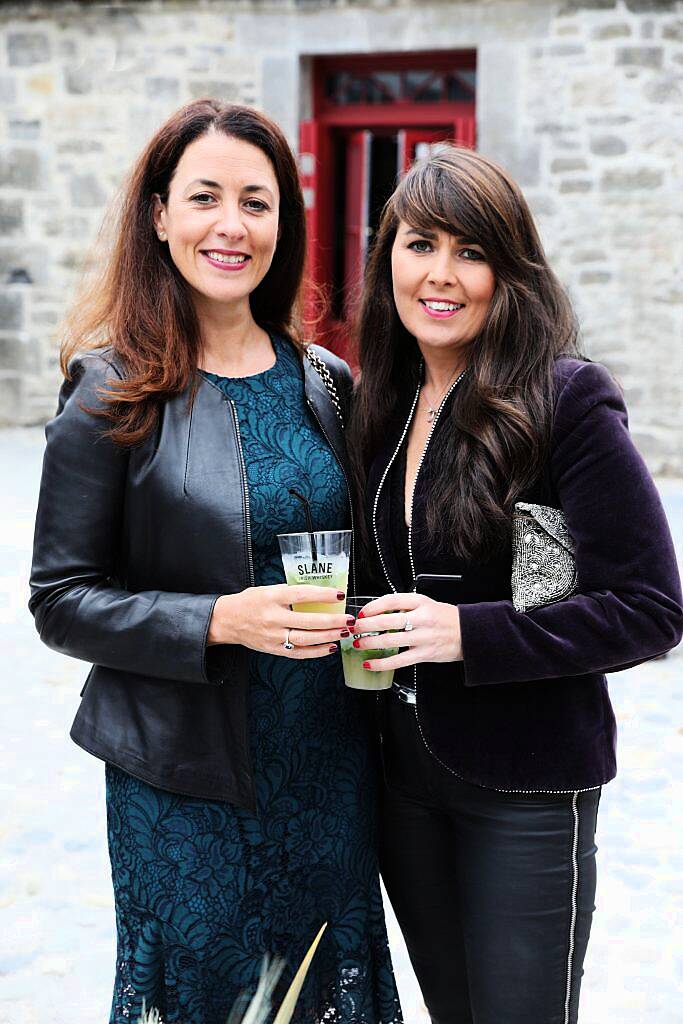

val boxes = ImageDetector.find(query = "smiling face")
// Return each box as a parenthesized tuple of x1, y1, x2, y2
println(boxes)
(152, 132, 280, 318)
(390, 220, 496, 360)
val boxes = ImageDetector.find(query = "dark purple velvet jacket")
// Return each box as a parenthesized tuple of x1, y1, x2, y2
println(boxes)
(368, 358, 683, 792)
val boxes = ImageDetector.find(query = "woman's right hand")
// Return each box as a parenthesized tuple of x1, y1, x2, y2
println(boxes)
(207, 585, 354, 658)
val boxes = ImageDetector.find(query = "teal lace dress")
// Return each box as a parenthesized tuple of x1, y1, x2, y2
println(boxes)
(106, 335, 402, 1023)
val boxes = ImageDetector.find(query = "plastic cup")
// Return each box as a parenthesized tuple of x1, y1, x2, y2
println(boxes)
(340, 596, 398, 691)
(278, 530, 351, 612)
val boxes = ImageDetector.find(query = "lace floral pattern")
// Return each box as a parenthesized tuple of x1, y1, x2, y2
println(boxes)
(107, 337, 402, 1024)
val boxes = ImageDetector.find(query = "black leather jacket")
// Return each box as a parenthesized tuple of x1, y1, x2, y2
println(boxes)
(29, 341, 354, 810)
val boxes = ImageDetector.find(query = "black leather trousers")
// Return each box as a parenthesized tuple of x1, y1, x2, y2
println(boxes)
(379, 696, 601, 1024)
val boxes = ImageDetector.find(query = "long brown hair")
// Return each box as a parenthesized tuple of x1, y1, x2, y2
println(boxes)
(348, 145, 581, 562)
(61, 99, 307, 446)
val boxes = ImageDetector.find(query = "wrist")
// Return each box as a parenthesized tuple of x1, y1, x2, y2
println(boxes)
(448, 603, 463, 661)
(208, 593, 239, 646)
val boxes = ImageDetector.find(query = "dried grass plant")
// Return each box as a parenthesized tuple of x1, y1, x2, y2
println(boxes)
(136, 923, 327, 1024)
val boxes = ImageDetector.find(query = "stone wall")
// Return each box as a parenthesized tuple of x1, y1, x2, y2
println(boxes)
(0, 0, 681, 471)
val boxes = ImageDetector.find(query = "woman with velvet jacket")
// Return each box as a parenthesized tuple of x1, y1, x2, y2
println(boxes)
(29, 100, 402, 1024)
(348, 146, 682, 1024)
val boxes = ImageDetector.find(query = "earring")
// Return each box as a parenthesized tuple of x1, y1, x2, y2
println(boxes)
(158, 231, 167, 241)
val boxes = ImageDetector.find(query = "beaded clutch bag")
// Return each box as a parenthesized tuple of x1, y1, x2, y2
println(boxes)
(511, 502, 577, 613)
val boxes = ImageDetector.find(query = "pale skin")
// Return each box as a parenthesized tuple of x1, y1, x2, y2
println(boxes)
(353, 220, 496, 673)
(153, 130, 350, 657)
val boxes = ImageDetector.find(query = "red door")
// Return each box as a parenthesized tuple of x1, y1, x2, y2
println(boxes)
(300, 51, 477, 359)
(398, 127, 451, 173)
(343, 130, 371, 320)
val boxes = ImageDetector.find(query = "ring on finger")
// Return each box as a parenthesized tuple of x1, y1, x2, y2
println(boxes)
(404, 617, 414, 632)
(283, 628, 295, 651)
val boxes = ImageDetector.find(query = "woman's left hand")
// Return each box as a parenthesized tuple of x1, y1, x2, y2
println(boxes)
(353, 593, 463, 673)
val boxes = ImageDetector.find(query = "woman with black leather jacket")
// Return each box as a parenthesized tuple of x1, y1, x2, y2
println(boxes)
(348, 146, 682, 1024)
(29, 100, 401, 1024)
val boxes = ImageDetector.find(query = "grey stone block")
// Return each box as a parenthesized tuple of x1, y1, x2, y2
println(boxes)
(559, 0, 617, 10)
(510, 144, 541, 188)
(0, 293, 24, 332)
(0, 149, 42, 190)
(548, 44, 586, 56)
(0, 199, 23, 237)
(571, 249, 608, 263)
(592, 23, 632, 39)
(9, 120, 42, 141)
(590, 135, 628, 155)
(189, 80, 240, 101)
(262, 55, 296, 140)
(0, 373, 22, 423)
(56, 139, 104, 155)
(0, 76, 17, 104)
(580, 271, 612, 284)
(145, 77, 180, 102)
(31, 308, 60, 328)
(559, 179, 593, 193)
(601, 168, 663, 190)
(69, 174, 107, 209)
(586, 114, 632, 125)
(644, 76, 683, 103)
(0, 246, 48, 287)
(624, 0, 676, 10)
(616, 47, 663, 68)
(535, 122, 579, 135)
(7, 32, 51, 67)
(0, 337, 23, 370)
(662, 21, 683, 42)
(65, 68, 93, 95)
(551, 157, 589, 172)
(42, 214, 91, 240)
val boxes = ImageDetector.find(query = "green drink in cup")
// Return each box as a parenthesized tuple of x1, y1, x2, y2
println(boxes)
(341, 596, 399, 691)
(278, 529, 351, 613)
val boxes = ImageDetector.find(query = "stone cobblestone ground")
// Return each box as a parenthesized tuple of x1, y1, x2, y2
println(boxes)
(0, 426, 681, 1023)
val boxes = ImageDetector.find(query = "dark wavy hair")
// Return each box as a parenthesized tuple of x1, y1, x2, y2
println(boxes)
(348, 145, 581, 562)
(60, 99, 307, 446)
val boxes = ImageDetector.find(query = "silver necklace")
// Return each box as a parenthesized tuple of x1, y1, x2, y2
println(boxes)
(421, 367, 462, 420)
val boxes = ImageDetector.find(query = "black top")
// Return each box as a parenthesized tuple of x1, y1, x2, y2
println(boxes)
(388, 443, 413, 591)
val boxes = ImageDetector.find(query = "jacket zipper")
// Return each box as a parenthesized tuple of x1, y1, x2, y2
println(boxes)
(373, 373, 601, 796)
(229, 401, 255, 587)
(305, 398, 357, 597)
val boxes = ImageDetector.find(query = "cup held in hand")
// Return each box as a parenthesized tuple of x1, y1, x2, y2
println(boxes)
(340, 596, 398, 690)
(278, 530, 351, 612)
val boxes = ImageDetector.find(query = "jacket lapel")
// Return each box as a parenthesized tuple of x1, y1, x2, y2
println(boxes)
(367, 386, 420, 594)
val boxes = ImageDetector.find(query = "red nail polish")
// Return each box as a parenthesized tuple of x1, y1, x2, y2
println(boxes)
(329, 645, 337, 653)
(340, 629, 350, 638)
(357, 610, 365, 619)
(346, 616, 355, 627)
(363, 661, 371, 670)
(353, 639, 360, 649)
(337, 592, 345, 601)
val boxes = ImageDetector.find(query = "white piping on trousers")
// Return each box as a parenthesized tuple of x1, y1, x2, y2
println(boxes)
(564, 791, 580, 1024)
